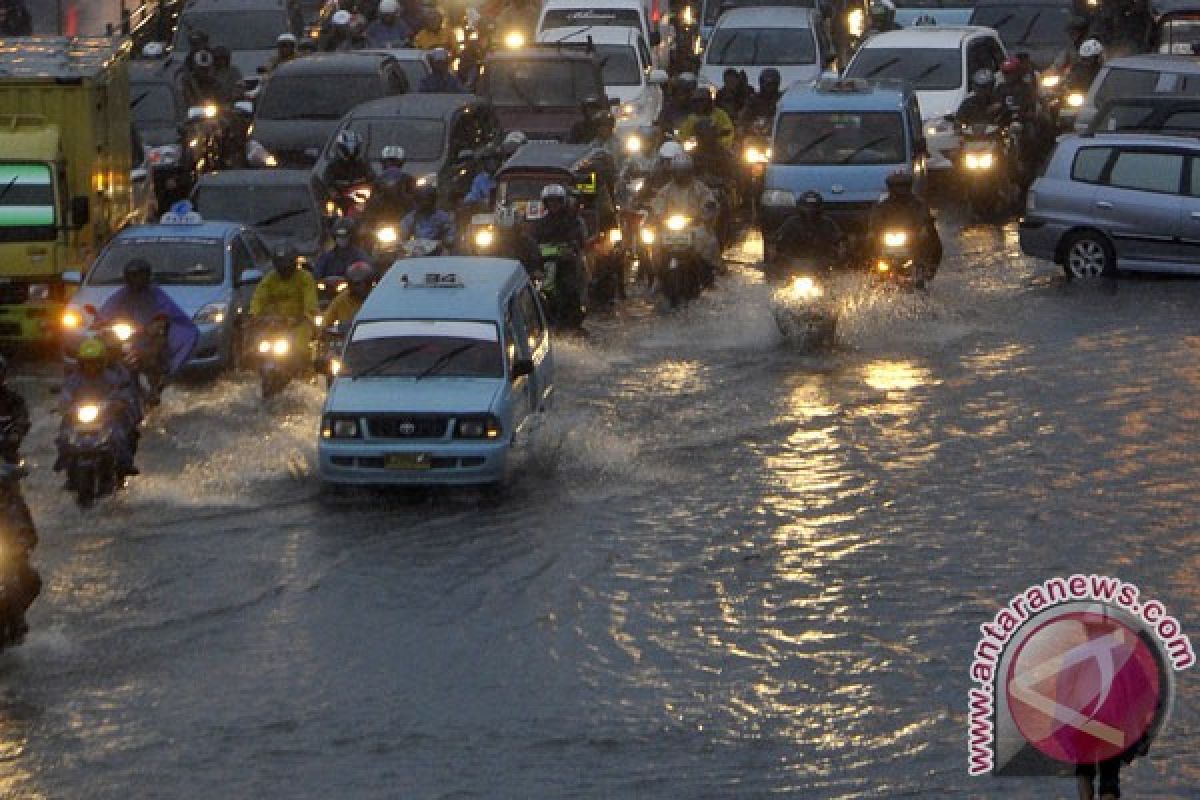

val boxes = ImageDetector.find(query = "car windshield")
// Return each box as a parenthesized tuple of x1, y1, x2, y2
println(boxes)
(595, 45, 642, 86)
(846, 47, 963, 91)
(89, 239, 225, 286)
(541, 8, 643, 29)
(1157, 16, 1200, 54)
(485, 59, 605, 107)
(1091, 67, 1200, 106)
(174, 11, 289, 52)
(131, 82, 179, 125)
(346, 320, 504, 379)
(193, 185, 318, 234)
(773, 111, 906, 165)
(970, 5, 1073, 48)
(257, 74, 384, 120)
(702, 0, 815, 27)
(0, 163, 55, 243)
(345, 118, 446, 162)
(706, 27, 815, 66)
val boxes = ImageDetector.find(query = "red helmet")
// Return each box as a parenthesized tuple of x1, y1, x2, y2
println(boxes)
(1000, 56, 1021, 75)
(346, 260, 374, 284)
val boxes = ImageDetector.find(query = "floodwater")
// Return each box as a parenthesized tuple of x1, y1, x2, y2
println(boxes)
(1, 213, 1197, 798)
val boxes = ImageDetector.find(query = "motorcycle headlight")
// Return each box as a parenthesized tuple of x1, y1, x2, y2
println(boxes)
(62, 307, 83, 329)
(504, 31, 525, 49)
(641, 227, 656, 244)
(666, 214, 688, 231)
(925, 118, 955, 137)
(789, 275, 823, 300)
(682, 138, 697, 152)
(111, 322, 134, 342)
(693, 36, 703, 56)
(965, 151, 994, 170)
(147, 144, 183, 166)
(415, 174, 437, 188)
(744, 145, 766, 164)
(203, 104, 218, 119)
(193, 302, 226, 325)
(454, 26, 466, 44)
(608, 228, 622, 244)
(272, 338, 290, 356)
(474, 228, 495, 249)
(624, 133, 643, 154)
(877, 260, 890, 272)
(682, 5, 695, 25)
(330, 357, 343, 376)
(847, 7, 865, 37)
(376, 225, 398, 245)
(1041, 73, 1061, 89)
(77, 404, 100, 424)
(314, 314, 324, 329)
(630, 177, 645, 193)
(257, 339, 272, 354)
(1067, 92, 1085, 108)
(883, 231, 908, 247)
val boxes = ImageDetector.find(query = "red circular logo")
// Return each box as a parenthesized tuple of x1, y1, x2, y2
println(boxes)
(1006, 610, 1163, 764)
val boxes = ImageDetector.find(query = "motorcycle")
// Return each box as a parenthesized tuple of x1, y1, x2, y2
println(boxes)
(60, 397, 123, 508)
(250, 317, 306, 400)
(315, 277, 348, 310)
(873, 227, 936, 289)
(534, 242, 586, 328)
(589, 226, 629, 309)
(98, 315, 170, 407)
(649, 213, 706, 308)
(959, 122, 1018, 219)
(768, 261, 838, 350)
(741, 115, 772, 220)
(315, 322, 347, 389)
(0, 462, 39, 650)
(326, 180, 373, 220)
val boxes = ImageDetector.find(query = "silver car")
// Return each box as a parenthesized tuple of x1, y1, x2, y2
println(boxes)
(1020, 133, 1200, 278)
(1065, 54, 1200, 133)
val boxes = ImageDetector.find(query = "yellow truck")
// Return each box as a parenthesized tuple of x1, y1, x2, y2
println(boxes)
(0, 37, 134, 344)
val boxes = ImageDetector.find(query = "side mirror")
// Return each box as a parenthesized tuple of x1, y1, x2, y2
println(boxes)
(238, 268, 264, 285)
(62, 270, 82, 284)
(511, 357, 534, 379)
(71, 196, 90, 228)
(648, 68, 668, 86)
(649, 31, 661, 47)
(187, 106, 209, 121)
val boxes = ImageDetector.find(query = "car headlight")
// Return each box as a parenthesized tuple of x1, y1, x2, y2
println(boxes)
(744, 145, 767, 164)
(1041, 73, 1060, 89)
(847, 7, 865, 37)
(474, 228, 495, 249)
(193, 302, 226, 325)
(62, 307, 82, 329)
(322, 416, 361, 438)
(789, 275, 823, 300)
(608, 228, 622, 244)
(376, 225, 398, 245)
(965, 151, 994, 170)
(111, 322, 134, 342)
(665, 214, 689, 231)
(76, 404, 100, 424)
(1067, 92, 1085, 108)
(415, 173, 437, 188)
(641, 227, 656, 244)
(504, 31, 525, 49)
(272, 338, 289, 356)
(257, 339, 271, 354)
(455, 415, 501, 439)
(624, 133, 643, 154)
(147, 144, 183, 166)
(761, 189, 796, 208)
(883, 231, 908, 247)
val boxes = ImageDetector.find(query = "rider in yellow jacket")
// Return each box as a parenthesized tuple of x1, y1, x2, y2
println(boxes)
(677, 88, 736, 151)
(250, 247, 319, 348)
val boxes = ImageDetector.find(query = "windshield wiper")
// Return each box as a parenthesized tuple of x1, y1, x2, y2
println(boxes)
(0, 174, 19, 206)
(1016, 12, 1042, 45)
(354, 345, 427, 379)
(254, 208, 309, 227)
(550, 25, 593, 42)
(131, 90, 151, 109)
(910, 62, 944, 85)
(788, 131, 835, 162)
(504, 70, 541, 110)
(839, 135, 892, 163)
(987, 13, 1015, 32)
(415, 342, 478, 381)
(862, 56, 902, 79)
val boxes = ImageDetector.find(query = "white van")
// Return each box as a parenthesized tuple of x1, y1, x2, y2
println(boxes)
(537, 0, 673, 71)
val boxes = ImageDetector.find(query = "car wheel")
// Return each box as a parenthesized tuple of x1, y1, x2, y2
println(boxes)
(1063, 231, 1114, 280)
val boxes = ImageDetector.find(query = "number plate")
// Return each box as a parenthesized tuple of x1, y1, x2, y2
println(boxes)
(385, 453, 432, 470)
(662, 230, 691, 247)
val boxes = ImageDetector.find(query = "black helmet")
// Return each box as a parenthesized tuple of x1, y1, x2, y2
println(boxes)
(760, 68, 781, 89)
(272, 244, 297, 270)
(332, 217, 355, 238)
(694, 117, 717, 140)
(416, 183, 438, 204)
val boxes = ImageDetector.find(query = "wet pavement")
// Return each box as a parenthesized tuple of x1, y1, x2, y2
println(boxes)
(1, 207, 1198, 798)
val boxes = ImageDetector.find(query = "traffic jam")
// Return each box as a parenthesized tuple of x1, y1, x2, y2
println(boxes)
(0, 0, 1197, 797)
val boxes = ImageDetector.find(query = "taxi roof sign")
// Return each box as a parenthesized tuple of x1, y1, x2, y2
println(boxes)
(816, 77, 870, 93)
(160, 200, 203, 225)
(401, 272, 465, 288)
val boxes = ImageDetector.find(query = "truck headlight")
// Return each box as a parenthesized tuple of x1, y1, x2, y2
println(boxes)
(883, 231, 908, 247)
(1067, 92, 1085, 108)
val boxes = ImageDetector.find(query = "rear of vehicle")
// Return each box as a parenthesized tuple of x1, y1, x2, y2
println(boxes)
(537, 0, 668, 70)
(892, 0, 978, 26)
(1069, 56, 1200, 133)
(131, 74, 192, 205)
(478, 49, 606, 142)
(699, 8, 826, 91)
(761, 80, 922, 240)
(968, 0, 1073, 71)
(172, 0, 296, 87)
(191, 170, 324, 262)
(538, 29, 663, 135)
(1155, 6, 1200, 55)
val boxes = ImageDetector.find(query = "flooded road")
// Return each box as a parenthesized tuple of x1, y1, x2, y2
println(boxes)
(2, 213, 1198, 798)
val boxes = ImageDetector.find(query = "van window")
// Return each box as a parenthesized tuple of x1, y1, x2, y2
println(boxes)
(1071, 147, 1112, 183)
(774, 111, 905, 165)
(846, 47, 963, 91)
(1163, 110, 1200, 131)
(257, 73, 386, 121)
(516, 286, 546, 350)
(1094, 68, 1170, 106)
(701, 0, 813, 27)
(1106, 150, 1184, 194)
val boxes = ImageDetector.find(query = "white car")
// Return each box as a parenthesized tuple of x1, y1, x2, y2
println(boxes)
(699, 7, 833, 93)
(537, 27, 666, 141)
(537, 0, 672, 71)
(844, 26, 1007, 170)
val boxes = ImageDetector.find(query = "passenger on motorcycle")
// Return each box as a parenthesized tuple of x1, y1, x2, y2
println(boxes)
(57, 338, 141, 480)
(1067, 39, 1104, 93)
(365, 0, 413, 47)
(399, 184, 456, 248)
(657, 72, 697, 132)
(868, 170, 942, 275)
(414, 9, 456, 50)
(321, 9, 367, 51)
(679, 88, 736, 151)
(716, 69, 752, 119)
(97, 259, 200, 378)
(464, 146, 503, 206)
(739, 68, 783, 127)
(211, 46, 244, 105)
(776, 191, 849, 266)
(418, 47, 466, 93)
(955, 68, 1003, 127)
(182, 48, 225, 108)
(250, 245, 319, 349)
(867, 0, 900, 34)
(323, 260, 376, 330)
(321, 130, 374, 194)
(649, 153, 721, 278)
(266, 33, 298, 73)
(316, 218, 372, 280)
(0, 357, 29, 467)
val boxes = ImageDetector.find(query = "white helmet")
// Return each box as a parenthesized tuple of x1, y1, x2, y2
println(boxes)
(332, 9, 352, 27)
(669, 152, 693, 173)
(540, 183, 568, 201)
(1079, 38, 1103, 58)
(502, 130, 528, 155)
(379, 0, 399, 12)
(277, 32, 297, 45)
(142, 42, 165, 58)
(658, 141, 684, 160)
(381, 145, 406, 161)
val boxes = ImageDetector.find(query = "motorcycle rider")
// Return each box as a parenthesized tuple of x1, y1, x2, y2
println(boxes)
(955, 68, 1002, 127)
(362, 150, 416, 229)
(715, 69, 751, 119)
(1051, 15, 1092, 74)
(365, 0, 413, 47)
(322, 260, 377, 330)
(774, 191, 849, 267)
(321, 9, 363, 51)
(250, 245, 319, 350)
(998, 56, 1038, 118)
(1067, 38, 1105, 94)
(57, 338, 141, 481)
(211, 46, 244, 105)
(739, 68, 783, 128)
(265, 33, 298, 73)
(399, 184, 456, 249)
(868, 170, 942, 285)
(418, 47, 466, 93)
(464, 145, 503, 206)
(1095, 0, 1153, 58)
(0, 354, 37, 643)
(867, 0, 900, 35)
(645, 140, 686, 197)
(414, 9, 456, 50)
(679, 87, 735, 151)
(181, 48, 224, 108)
(649, 153, 721, 285)
(530, 184, 587, 327)
(657, 72, 697, 132)
(97, 259, 200, 385)
(321, 130, 374, 195)
(315, 218, 372, 281)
